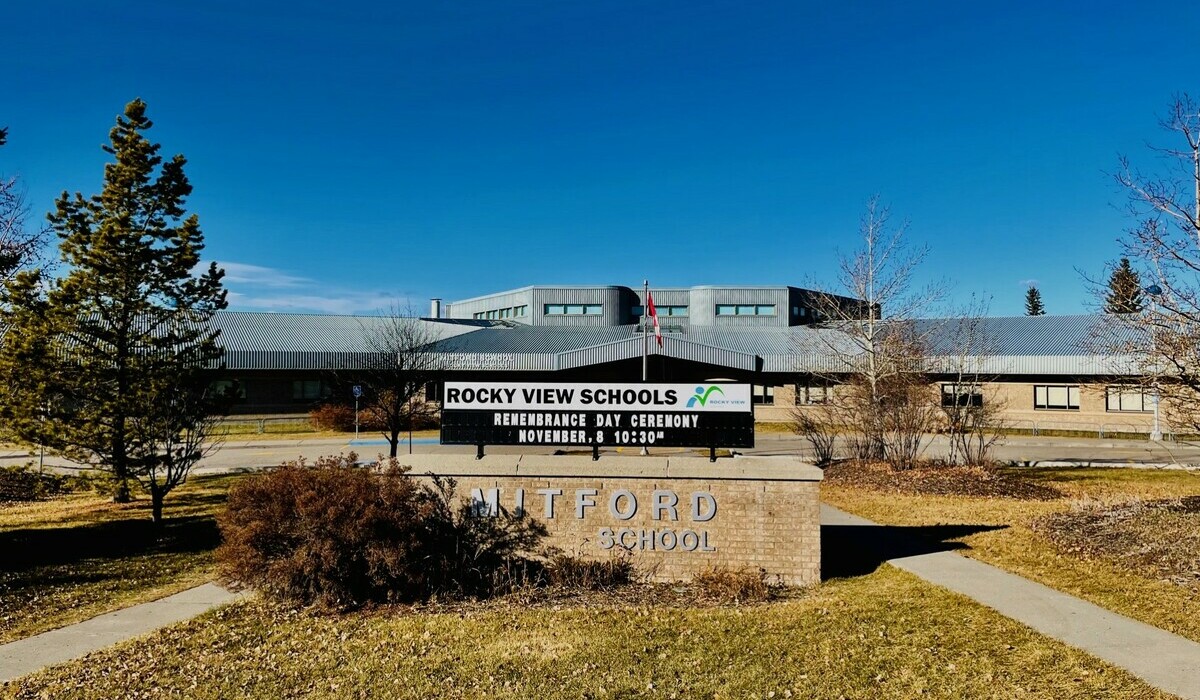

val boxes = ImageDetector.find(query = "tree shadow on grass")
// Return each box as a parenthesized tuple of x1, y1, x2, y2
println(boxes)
(0, 515, 220, 573)
(822, 523, 1008, 581)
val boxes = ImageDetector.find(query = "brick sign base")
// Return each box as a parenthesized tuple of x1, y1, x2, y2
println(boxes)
(397, 454, 823, 586)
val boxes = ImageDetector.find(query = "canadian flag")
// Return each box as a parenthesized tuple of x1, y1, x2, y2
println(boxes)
(647, 291, 663, 347)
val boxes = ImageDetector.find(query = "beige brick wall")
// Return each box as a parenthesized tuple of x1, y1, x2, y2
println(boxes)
(398, 454, 823, 586)
(758, 380, 1155, 434)
(983, 381, 1153, 433)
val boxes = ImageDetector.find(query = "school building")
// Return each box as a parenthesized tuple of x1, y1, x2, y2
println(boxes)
(211, 284, 1155, 435)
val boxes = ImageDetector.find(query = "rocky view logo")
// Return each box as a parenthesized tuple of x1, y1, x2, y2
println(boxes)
(686, 385, 725, 408)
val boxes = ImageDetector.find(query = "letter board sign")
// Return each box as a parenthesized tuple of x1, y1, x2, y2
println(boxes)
(440, 382, 754, 448)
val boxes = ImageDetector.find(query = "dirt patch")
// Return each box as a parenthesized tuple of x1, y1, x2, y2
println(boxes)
(1033, 496, 1200, 587)
(823, 460, 1062, 500)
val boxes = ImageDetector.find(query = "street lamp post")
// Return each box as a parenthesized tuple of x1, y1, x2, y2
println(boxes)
(1145, 285, 1164, 441)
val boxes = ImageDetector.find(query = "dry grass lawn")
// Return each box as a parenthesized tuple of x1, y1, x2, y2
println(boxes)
(0, 474, 241, 644)
(0, 566, 1168, 700)
(822, 466, 1200, 642)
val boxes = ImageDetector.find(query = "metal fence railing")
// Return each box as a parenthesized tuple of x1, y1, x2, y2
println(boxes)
(1001, 419, 1176, 441)
(214, 416, 314, 436)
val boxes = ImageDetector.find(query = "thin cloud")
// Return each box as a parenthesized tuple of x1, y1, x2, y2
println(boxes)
(228, 291, 408, 315)
(1019, 279, 1039, 287)
(217, 261, 310, 288)
(216, 260, 412, 315)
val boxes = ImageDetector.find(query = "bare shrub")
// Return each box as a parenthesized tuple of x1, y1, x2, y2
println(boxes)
(418, 476, 548, 598)
(308, 403, 383, 432)
(0, 465, 69, 502)
(792, 407, 838, 466)
(934, 302, 1007, 466)
(545, 552, 634, 590)
(878, 375, 940, 471)
(693, 567, 775, 603)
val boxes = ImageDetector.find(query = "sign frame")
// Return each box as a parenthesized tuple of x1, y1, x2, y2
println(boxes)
(440, 381, 755, 461)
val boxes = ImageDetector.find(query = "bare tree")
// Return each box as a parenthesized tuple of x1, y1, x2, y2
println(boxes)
(0, 127, 50, 322)
(1110, 94, 1200, 432)
(934, 298, 1007, 465)
(798, 196, 944, 469)
(353, 306, 449, 458)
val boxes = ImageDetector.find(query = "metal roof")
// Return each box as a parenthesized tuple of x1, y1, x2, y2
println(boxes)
(209, 311, 1145, 376)
(211, 311, 487, 370)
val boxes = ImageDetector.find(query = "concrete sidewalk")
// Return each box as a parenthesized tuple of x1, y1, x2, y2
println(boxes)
(823, 505, 1200, 700)
(0, 583, 243, 684)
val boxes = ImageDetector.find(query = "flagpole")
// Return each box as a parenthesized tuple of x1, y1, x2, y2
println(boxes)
(642, 279, 649, 455)
(642, 279, 648, 383)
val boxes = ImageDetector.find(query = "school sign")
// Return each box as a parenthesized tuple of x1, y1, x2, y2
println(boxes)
(440, 382, 755, 450)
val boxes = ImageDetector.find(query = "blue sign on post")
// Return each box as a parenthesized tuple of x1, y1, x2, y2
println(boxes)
(352, 385, 363, 398)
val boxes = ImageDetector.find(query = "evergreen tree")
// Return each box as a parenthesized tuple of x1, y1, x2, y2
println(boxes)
(0, 100, 228, 516)
(1104, 257, 1145, 314)
(1024, 286, 1045, 316)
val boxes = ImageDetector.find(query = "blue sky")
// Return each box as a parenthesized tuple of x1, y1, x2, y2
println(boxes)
(3, 1, 1197, 316)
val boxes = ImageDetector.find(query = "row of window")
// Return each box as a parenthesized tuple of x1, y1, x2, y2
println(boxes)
(540, 303, 781, 317)
(793, 383, 1155, 413)
(544, 304, 604, 316)
(715, 304, 776, 316)
(473, 305, 529, 320)
(632, 305, 689, 317)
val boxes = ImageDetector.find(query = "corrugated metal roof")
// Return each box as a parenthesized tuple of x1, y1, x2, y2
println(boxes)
(207, 311, 1146, 376)
(429, 324, 631, 355)
(912, 315, 1139, 357)
(212, 311, 488, 370)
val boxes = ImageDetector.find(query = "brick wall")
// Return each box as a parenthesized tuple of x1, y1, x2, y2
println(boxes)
(397, 454, 824, 586)
(766, 380, 1156, 433)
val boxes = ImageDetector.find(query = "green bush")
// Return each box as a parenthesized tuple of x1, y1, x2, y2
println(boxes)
(216, 453, 546, 608)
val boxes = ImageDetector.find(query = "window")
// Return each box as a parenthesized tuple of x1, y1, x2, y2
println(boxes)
(1106, 386, 1151, 412)
(474, 305, 529, 320)
(634, 305, 687, 317)
(292, 380, 324, 400)
(1034, 385, 1079, 410)
(752, 385, 775, 405)
(941, 383, 983, 408)
(544, 304, 602, 315)
(210, 379, 245, 400)
(715, 304, 777, 316)
(795, 384, 829, 405)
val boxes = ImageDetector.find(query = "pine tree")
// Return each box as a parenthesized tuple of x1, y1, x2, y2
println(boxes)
(0, 100, 228, 517)
(1024, 286, 1045, 316)
(1104, 258, 1145, 314)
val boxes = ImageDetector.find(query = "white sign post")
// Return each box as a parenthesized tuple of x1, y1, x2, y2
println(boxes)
(352, 385, 363, 440)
